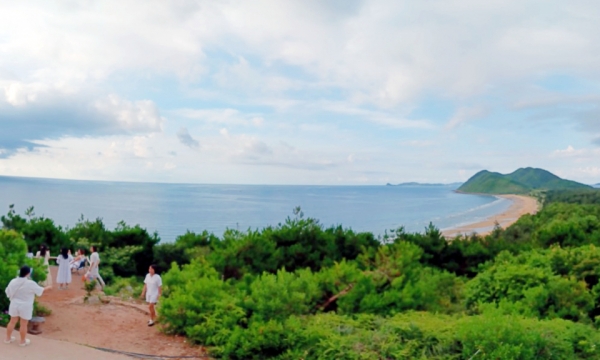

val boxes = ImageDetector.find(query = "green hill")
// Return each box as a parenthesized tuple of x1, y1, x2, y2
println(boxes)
(458, 168, 591, 194)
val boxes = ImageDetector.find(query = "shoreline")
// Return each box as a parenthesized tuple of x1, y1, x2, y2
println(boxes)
(441, 194, 540, 238)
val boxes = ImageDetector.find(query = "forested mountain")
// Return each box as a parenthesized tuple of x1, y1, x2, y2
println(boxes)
(458, 167, 591, 194)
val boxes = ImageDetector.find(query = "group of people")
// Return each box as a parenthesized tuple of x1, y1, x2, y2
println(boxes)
(33, 245, 104, 290)
(4, 245, 163, 347)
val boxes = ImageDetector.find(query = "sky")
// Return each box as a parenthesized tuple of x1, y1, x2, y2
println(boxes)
(1, 0, 600, 185)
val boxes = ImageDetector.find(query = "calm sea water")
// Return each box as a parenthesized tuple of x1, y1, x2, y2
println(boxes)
(0, 176, 511, 242)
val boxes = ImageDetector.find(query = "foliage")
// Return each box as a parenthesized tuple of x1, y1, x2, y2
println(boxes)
(33, 302, 52, 317)
(100, 245, 143, 282)
(465, 250, 594, 323)
(0, 229, 46, 313)
(338, 241, 463, 315)
(1, 206, 161, 281)
(206, 214, 379, 280)
(176, 309, 600, 360)
(458, 167, 590, 195)
(103, 276, 144, 300)
(109, 222, 160, 276)
(545, 189, 600, 206)
(153, 230, 217, 272)
(83, 280, 97, 302)
(5, 194, 600, 358)
(156, 198, 600, 358)
(1, 205, 69, 255)
(458, 169, 530, 194)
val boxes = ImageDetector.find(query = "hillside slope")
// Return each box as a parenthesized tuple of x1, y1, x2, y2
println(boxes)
(458, 168, 591, 194)
(458, 170, 530, 194)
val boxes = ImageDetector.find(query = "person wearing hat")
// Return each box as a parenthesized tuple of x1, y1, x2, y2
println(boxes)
(4, 265, 52, 347)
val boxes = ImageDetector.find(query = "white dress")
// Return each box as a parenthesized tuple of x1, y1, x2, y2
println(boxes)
(35, 251, 53, 287)
(144, 274, 162, 303)
(56, 254, 73, 284)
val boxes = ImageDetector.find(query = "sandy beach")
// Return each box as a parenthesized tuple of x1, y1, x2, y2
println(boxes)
(442, 194, 540, 238)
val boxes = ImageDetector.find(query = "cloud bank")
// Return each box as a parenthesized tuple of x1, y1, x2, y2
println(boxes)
(1, 1, 600, 184)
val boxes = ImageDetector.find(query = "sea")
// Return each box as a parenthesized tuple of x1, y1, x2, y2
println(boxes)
(0, 176, 512, 242)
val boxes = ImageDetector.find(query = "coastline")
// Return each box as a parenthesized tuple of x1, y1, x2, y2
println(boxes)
(442, 194, 540, 238)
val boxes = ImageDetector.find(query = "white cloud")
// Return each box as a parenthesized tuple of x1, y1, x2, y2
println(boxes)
(319, 101, 435, 129)
(94, 95, 164, 133)
(551, 145, 587, 158)
(446, 106, 489, 130)
(4, 1, 600, 109)
(3, 1, 600, 184)
(173, 108, 264, 128)
(579, 166, 600, 177)
(240, 137, 273, 157)
(2, 81, 50, 106)
(401, 140, 434, 147)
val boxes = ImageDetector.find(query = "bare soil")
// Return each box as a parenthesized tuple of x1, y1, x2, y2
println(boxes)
(38, 267, 207, 359)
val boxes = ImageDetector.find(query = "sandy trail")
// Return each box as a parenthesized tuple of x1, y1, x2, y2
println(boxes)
(35, 266, 206, 359)
(442, 194, 539, 238)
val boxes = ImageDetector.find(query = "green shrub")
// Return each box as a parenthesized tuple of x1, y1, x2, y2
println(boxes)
(103, 276, 143, 300)
(0, 229, 45, 312)
(159, 260, 245, 346)
(456, 309, 600, 359)
(465, 250, 594, 322)
(203, 311, 600, 360)
(338, 241, 463, 315)
(33, 302, 52, 317)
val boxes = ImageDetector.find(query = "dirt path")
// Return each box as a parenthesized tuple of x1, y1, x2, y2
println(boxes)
(1, 327, 130, 360)
(37, 266, 206, 359)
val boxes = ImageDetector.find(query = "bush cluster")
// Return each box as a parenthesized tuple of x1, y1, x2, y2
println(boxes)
(1, 206, 159, 282)
(0, 229, 46, 323)
(155, 200, 600, 358)
(4, 191, 600, 358)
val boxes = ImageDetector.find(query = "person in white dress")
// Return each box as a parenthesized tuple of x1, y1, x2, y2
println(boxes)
(4, 266, 52, 347)
(35, 245, 52, 287)
(140, 264, 162, 327)
(56, 248, 73, 290)
(86, 246, 105, 289)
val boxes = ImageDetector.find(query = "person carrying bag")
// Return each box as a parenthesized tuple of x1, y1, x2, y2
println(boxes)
(4, 266, 52, 347)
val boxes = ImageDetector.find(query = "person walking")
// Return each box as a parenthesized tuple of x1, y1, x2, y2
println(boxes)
(4, 266, 52, 347)
(35, 245, 52, 288)
(140, 264, 162, 327)
(86, 246, 105, 289)
(56, 248, 73, 290)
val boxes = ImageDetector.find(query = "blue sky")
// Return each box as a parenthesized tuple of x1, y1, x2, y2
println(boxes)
(1, 0, 600, 185)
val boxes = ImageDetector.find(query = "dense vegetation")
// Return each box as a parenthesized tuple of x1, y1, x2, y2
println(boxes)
(3, 189, 600, 358)
(458, 167, 591, 194)
(0, 204, 159, 282)
(545, 189, 600, 205)
(0, 229, 47, 325)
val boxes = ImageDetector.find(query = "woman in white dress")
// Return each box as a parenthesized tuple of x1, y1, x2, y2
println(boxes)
(56, 248, 73, 290)
(35, 245, 52, 287)
(140, 264, 162, 327)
